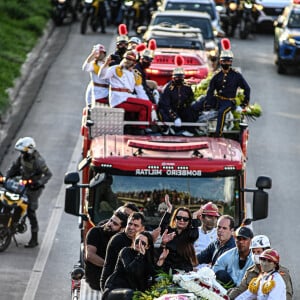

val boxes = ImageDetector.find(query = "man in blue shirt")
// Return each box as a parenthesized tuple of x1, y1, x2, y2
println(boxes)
(212, 226, 254, 289)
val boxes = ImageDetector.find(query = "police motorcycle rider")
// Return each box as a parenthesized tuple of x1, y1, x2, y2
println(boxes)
(191, 38, 250, 137)
(6, 137, 52, 248)
(158, 55, 195, 137)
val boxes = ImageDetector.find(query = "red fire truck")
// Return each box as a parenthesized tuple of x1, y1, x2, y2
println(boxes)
(64, 105, 271, 298)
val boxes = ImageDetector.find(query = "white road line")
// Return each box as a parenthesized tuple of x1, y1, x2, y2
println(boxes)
(22, 136, 82, 300)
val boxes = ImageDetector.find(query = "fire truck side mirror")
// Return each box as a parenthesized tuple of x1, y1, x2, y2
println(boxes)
(64, 172, 80, 216)
(65, 185, 80, 216)
(64, 172, 80, 185)
(256, 176, 272, 190)
(252, 189, 268, 221)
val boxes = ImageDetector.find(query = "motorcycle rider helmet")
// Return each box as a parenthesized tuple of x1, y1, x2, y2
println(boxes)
(250, 235, 271, 249)
(259, 248, 280, 264)
(15, 137, 36, 154)
(201, 202, 220, 217)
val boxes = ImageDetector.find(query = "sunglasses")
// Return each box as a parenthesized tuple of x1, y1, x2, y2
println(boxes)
(135, 239, 147, 247)
(175, 216, 190, 222)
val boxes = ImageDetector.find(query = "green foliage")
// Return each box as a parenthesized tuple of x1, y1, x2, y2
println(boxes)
(0, 0, 51, 114)
(133, 272, 189, 300)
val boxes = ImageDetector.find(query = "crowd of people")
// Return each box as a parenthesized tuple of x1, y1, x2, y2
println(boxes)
(83, 194, 293, 300)
(82, 25, 251, 137)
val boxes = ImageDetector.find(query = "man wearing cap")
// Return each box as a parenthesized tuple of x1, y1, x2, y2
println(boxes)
(213, 226, 254, 289)
(194, 202, 220, 255)
(228, 235, 293, 300)
(191, 43, 251, 137)
(82, 44, 109, 107)
(196, 214, 236, 268)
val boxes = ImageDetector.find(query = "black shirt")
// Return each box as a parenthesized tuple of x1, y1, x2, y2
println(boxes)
(100, 231, 132, 291)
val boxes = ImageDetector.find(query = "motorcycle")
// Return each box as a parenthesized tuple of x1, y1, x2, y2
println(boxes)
(52, 0, 76, 26)
(222, 0, 240, 37)
(239, 0, 263, 39)
(80, 0, 105, 34)
(0, 175, 30, 252)
(121, 0, 148, 31)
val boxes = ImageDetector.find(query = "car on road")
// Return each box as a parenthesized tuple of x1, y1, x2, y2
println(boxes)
(255, 0, 291, 30)
(274, 1, 300, 73)
(141, 24, 210, 86)
(138, 10, 222, 68)
(158, 0, 223, 33)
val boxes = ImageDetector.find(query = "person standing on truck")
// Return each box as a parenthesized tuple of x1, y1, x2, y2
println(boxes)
(84, 211, 128, 291)
(196, 214, 236, 268)
(134, 41, 160, 105)
(6, 137, 52, 248)
(234, 249, 287, 300)
(100, 212, 146, 291)
(212, 226, 254, 289)
(109, 24, 129, 66)
(158, 55, 196, 137)
(82, 43, 109, 107)
(193, 202, 220, 255)
(191, 38, 251, 137)
(98, 50, 156, 133)
(228, 235, 293, 300)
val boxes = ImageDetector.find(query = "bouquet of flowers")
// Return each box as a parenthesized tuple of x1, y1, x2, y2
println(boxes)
(172, 268, 229, 300)
(133, 268, 230, 300)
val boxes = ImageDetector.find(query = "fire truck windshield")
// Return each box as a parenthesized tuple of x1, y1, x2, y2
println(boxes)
(92, 175, 240, 224)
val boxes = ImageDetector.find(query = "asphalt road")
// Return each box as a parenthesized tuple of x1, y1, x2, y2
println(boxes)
(0, 21, 299, 299)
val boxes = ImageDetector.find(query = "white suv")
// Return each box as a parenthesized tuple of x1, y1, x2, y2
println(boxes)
(158, 0, 223, 33)
(255, 0, 291, 28)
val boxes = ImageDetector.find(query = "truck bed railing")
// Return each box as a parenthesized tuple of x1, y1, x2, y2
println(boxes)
(87, 105, 244, 139)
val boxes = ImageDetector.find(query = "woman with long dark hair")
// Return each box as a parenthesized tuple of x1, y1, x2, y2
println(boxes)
(158, 195, 199, 273)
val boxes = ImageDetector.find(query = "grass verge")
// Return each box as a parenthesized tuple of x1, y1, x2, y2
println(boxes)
(0, 0, 52, 115)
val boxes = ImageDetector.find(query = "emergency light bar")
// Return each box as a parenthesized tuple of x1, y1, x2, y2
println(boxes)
(127, 140, 209, 152)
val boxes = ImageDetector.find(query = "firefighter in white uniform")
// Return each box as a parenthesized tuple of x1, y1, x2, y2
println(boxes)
(82, 44, 109, 107)
(98, 50, 155, 131)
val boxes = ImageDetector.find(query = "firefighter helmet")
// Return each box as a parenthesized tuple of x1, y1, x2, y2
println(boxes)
(250, 235, 271, 249)
(220, 50, 234, 61)
(201, 202, 220, 217)
(260, 249, 280, 264)
(15, 137, 36, 154)
(172, 55, 185, 78)
(220, 38, 234, 61)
